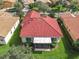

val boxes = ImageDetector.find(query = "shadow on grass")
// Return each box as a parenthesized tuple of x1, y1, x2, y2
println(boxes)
(8, 25, 22, 46)
(0, 44, 5, 46)
(32, 51, 42, 54)
(58, 21, 79, 59)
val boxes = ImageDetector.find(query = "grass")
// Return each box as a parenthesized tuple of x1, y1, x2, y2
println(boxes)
(0, 22, 79, 59)
(32, 38, 79, 59)
(0, 45, 10, 55)
(9, 25, 21, 46)
(32, 22, 79, 59)
(0, 25, 21, 55)
(32, 36, 79, 59)
(33, 40, 67, 59)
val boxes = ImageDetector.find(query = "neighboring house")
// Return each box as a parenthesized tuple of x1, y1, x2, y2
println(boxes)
(22, 0, 34, 6)
(36, 0, 51, 3)
(3, 0, 16, 8)
(20, 10, 62, 51)
(0, 11, 19, 44)
(22, 0, 32, 15)
(60, 12, 79, 43)
(22, 8, 29, 15)
(22, 0, 51, 5)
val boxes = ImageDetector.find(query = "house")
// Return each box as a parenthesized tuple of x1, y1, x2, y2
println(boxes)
(22, 0, 34, 6)
(22, 0, 51, 5)
(20, 10, 62, 51)
(60, 12, 79, 43)
(36, 0, 51, 3)
(3, 0, 16, 8)
(0, 11, 19, 44)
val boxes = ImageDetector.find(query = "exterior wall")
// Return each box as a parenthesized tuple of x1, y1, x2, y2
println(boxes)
(21, 37, 61, 43)
(21, 37, 26, 43)
(21, 37, 51, 43)
(22, 0, 34, 5)
(0, 36, 5, 44)
(34, 49, 51, 51)
(21, 37, 33, 43)
(36, 0, 51, 3)
(33, 37, 52, 44)
(51, 37, 61, 42)
(3, 20, 20, 44)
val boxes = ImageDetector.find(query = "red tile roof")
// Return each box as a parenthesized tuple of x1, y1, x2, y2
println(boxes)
(20, 10, 62, 37)
(60, 13, 79, 41)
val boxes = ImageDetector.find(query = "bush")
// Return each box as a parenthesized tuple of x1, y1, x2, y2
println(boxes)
(73, 40, 79, 47)
(51, 38, 58, 47)
(0, 46, 33, 59)
(29, 1, 51, 12)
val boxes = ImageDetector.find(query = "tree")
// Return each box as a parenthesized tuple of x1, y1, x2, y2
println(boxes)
(14, 2, 24, 20)
(6, 1, 24, 20)
(29, 1, 51, 13)
(73, 40, 79, 47)
(67, 0, 79, 12)
(1, 45, 34, 59)
(51, 4, 67, 12)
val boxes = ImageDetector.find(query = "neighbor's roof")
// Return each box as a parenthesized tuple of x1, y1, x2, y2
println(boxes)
(22, 0, 34, 4)
(22, 0, 51, 4)
(36, 0, 51, 3)
(60, 13, 79, 41)
(20, 10, 62, 37)
(0, 12, 19, 37)
(4, 0, 16, 2)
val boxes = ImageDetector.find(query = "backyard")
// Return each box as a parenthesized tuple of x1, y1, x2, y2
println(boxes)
(0, 24, 79, 59)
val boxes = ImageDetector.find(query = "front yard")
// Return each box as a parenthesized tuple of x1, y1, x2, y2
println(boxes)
(0, 25, 79, 59)
(32, 21, 79, 59)
(32, 39, 79, 59)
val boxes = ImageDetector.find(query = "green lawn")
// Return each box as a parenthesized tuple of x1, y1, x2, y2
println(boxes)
(9, 25, 21, 46)
(0, 45, 10, 55)
(33, 38, 79, 59)
(33, 40, 67, 59)
(0, 24, 79, 59)
(32, 22, 79, 59)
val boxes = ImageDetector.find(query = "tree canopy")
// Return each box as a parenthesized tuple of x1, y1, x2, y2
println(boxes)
(0, 45, 35, 59)
(29, 1, 51, 12)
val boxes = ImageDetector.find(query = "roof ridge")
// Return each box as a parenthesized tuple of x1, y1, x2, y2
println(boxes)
(40, 17, 62, 36)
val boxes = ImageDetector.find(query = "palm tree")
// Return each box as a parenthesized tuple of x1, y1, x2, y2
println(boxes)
(13, 2, 24, 20)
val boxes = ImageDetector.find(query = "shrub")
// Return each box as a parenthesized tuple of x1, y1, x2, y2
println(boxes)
(73, 40, 79, 47)
(29, 1, 51, 12)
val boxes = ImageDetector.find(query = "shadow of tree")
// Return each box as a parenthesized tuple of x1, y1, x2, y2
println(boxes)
(32, 51, 42, 54)
(58, 21, 79, 59)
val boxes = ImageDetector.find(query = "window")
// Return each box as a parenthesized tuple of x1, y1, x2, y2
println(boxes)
(0, 39, 4, 41)
(35, 44, 50, 48)
(14, 26, 15, 29)
(26, 38, 31, 43)
(11, 31, 12, 34)
(0, 36, 4, 42)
